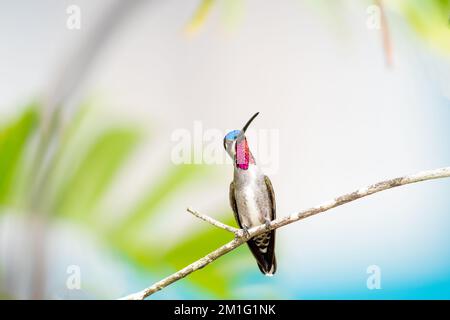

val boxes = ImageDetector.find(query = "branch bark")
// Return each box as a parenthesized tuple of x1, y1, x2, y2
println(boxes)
(119, 167, 450, 300)
(187, 207, 239, 235)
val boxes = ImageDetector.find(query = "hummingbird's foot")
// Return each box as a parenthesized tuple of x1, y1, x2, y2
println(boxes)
(241, 225, 251, 239)
(264, 219, 271, 231)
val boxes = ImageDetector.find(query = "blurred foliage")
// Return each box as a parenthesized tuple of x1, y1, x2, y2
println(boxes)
(0, 101, 246, 299)
(185, 0, 244, 36)
(221, 0, 244, 31)
(161, 214, 241, 296)
(0, 104, 38, 208)
(53, 128, 140, 220)
(393, 0, 450, 55)
(186, 0, 450, 58)
(186, 0, 215, 35)
(113, 164, 209, 237)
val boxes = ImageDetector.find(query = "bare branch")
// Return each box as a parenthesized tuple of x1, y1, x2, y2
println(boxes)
(119, 167, 450, 300)
(187, 207, 239, 235)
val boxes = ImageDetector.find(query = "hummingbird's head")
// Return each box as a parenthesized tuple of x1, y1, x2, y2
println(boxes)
(223, 112, 259, 170)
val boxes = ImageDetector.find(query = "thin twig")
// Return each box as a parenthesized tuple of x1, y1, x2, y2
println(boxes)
(120, 167, 450, 300)
(187, 207, 239, 235)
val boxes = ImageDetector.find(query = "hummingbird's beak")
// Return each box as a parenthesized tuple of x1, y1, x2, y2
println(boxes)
(242, 112, 259, 133)
(237, 112, 259, 141)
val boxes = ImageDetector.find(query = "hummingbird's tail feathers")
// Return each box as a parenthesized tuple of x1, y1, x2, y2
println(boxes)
(267, 257, 277, 276)
(258, 256, 277, 276)
(264, 265, 276, 277)
(248, 230, 277, 276)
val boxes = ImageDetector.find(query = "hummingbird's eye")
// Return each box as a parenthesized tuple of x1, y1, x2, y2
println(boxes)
(223, 137, 227, 150)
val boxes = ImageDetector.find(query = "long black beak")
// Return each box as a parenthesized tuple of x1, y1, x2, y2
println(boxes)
(242, 112, 259, 133)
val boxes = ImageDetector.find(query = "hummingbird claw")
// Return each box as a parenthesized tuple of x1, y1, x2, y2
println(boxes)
(264, 219, 271, 231)
(242, 225, 251, 239)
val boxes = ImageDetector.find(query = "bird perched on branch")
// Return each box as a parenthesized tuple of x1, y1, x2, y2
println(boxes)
(223, 112, 277, 276)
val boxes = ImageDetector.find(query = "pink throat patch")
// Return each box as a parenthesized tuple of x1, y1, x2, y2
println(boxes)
(235, 139, 252, 170)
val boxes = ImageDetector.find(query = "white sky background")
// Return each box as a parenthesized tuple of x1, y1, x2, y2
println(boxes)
(1, 0, 450, 298)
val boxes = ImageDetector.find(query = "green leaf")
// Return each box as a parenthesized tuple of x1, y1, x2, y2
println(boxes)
(396, 0, 450, 54)
(38, 102, 93, 212)
(113, 164, 211, 237)
(185, 0, 215, 36)
(0, 105, 39, 206)
(53, 128, 140, 220)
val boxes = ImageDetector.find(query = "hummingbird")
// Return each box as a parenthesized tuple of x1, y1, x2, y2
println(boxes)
(223, 112, 277, 276)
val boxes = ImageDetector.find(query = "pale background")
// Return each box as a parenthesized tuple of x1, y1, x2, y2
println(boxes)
(0, 0, 450, 299)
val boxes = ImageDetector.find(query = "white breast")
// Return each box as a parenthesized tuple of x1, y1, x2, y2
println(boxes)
(234, 165, 268, 228)
(241, 187, 262, 226)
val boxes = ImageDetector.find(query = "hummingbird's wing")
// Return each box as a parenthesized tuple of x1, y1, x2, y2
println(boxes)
(262, 175, 277, 274)
(229, 178, 277, 275)
(264, 175, 276, 220)
(229, 181, 242, 229)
